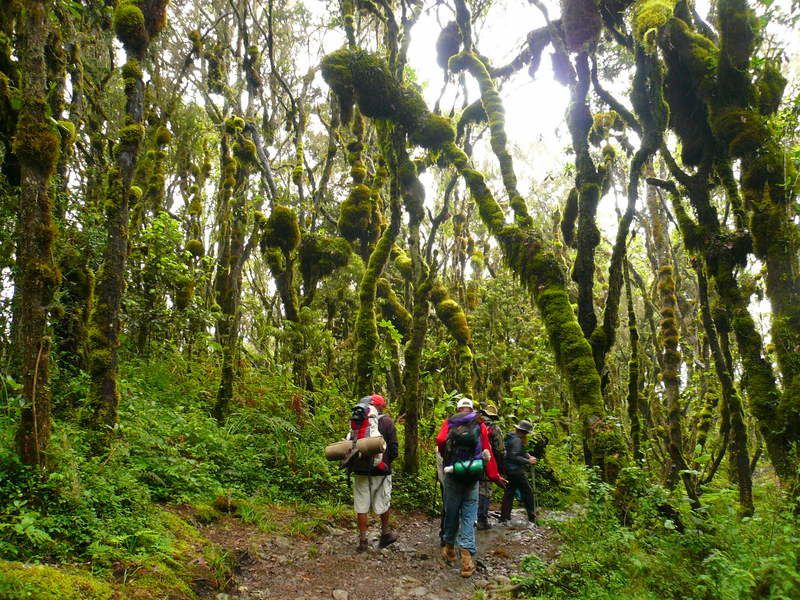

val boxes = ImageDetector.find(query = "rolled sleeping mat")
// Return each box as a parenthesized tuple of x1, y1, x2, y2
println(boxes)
(324, 440, 353, 461)
(356, 435, 386, 456)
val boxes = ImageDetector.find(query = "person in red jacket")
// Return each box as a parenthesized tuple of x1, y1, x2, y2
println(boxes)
(435, 397, 506, 577)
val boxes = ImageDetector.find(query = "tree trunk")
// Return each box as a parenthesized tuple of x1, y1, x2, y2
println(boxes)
(14, 0, 61, 467)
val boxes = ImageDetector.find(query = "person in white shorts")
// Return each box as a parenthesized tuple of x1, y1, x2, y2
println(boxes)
(348, 394, 399, 552)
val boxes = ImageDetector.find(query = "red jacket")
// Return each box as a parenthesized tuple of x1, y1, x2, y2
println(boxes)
(436, 414, 502, 483)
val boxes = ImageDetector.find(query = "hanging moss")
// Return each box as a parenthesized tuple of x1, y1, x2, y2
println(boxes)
(224, 116, 245, 134)
(338, 183, 381, 247)
(232, 138, 258, 166)
(560, 0, 602, 53)
(186, 238, 204, 257)
(113, 2, 148, 57)
(436, 21, 462, 71)
(261, 205, 300, 254)
(409, 114, 456, 150)
(298, 233, 351, 290)
(588, 111, 624, 146)
(456, 100, 487, 138)
(155, 125, 171, 146)
(755, 61, 787, 116)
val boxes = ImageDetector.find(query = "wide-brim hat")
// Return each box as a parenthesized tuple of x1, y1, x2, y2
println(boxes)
(515, 419, 533, 433)
(479, 403, 498, 418)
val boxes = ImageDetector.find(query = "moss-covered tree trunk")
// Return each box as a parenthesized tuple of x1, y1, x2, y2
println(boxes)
(646, 179, 698, 506)
(87, 0, 167, 440)
(14, 0, 61, 467)
(696, 264, 753, 515)
(624, 261, 642, 462)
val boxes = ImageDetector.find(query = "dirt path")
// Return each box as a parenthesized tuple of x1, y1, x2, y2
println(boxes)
(200, 508, 559, 600)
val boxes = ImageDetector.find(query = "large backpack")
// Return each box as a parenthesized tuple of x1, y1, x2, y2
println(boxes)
(344, 403, 384, 474)
(487, 422, 505, 474)
(443, 417, 483, 482)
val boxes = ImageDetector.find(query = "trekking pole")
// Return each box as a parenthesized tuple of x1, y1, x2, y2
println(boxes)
(529, 463, 539, 524)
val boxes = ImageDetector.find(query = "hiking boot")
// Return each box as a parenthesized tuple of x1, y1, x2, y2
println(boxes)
(476, 517, 491, 530)
(356, 538, 369, 553)
(378, 531, 398, 548)
(460, 548, 475, 577)
(441, 543, 456, 563)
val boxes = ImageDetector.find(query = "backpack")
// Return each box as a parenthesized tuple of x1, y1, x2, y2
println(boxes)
(443, 417, 483, 482)
(344, 403, 384, 474)
(487, 423, 505, 474)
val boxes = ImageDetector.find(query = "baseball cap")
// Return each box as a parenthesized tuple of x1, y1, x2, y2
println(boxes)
(457, 397, 474, 410)
(370, 394, 387, 409)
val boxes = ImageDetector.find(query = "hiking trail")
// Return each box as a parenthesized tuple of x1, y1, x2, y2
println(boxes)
(197, 507, 561, 600)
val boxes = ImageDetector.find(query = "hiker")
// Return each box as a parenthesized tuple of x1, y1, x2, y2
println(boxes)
(476, 403, 505, 530)
(499, 419, 538, 524)
(348, 395, 399, 552)
(436, 397, 506, 577)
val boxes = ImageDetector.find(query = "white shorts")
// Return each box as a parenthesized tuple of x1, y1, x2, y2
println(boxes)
(353, 474, 392, 515)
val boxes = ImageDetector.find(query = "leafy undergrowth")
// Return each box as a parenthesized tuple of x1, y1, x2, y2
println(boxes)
(0, 352, 358, 598)
(515, 470, 800, 600)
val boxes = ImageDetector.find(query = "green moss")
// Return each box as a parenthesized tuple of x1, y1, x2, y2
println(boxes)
(392, 245, 413, 280)
(118, 123, 145, 148)
(298, 233, 351, 289)
(0, 559, 115, 599)
(755, 61, 787, 115)
(632, 0, 676, 46)
(665, 18, 719, 95)
(338, 183, 381, 246)
(174, 277, 194, 310)
(449, 51, 530, 225)
(13, 106, 61, 175)
(121, 58, 142, 81)
(718, 0, 758, 70)
(113, 2, 147, 56)
(186, 238, 204, 257)
(233, 138, 258, 166)
(155, 125, 171, 146)
(224, 116, 245, 134)
(261, 205, 300, 254)
(377, 278, 412, 338)
(711, 107, 769, 158)
(409, 114, 456, 150)
(57, 119, 76, 145)
(589, 111, 624, 145)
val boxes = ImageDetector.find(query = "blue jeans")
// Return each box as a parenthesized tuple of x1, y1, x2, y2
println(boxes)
(443, 474, 479, 555)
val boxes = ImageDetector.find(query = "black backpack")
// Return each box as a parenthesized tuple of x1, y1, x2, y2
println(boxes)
(444, 420, 481, 466)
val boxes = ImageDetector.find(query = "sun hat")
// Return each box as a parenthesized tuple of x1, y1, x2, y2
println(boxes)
(515, 419, 534, 433)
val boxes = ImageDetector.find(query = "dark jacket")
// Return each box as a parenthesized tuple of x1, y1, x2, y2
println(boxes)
(377, 413, 398, 474)
(504, 432, 531, 474)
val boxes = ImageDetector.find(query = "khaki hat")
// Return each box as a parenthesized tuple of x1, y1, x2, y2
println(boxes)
(515, 419, 533, 433)
(479, 403, 499, 418)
